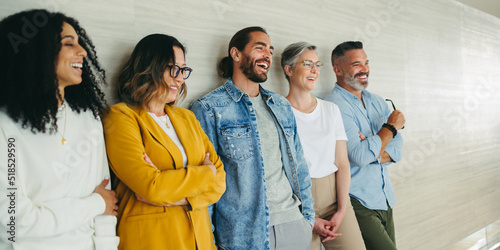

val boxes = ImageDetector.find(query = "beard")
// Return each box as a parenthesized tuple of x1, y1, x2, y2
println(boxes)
(344, 72, 369, 90)
(240, 56, 269, 83)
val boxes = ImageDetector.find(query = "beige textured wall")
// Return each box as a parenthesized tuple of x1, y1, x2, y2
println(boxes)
(2, 0, 500, 249)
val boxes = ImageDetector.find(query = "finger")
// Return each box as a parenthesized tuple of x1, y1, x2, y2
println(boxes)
(358, 131, 366, 139)
(323, 234, 336, 241)
(323, 220, 335, 228)
(328, 233, 342, 237)
(322, 233, 342, 242)
(322, 229, 337, 237)
(100, 177, 110, 187)
(135, 193, 143, 201)
(322, 236, 334, 242)
(143, 153, 152, 164)
(316, 226, 334, 236)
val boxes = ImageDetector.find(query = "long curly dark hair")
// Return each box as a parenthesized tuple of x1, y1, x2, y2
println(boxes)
(0, 9, 107, 133)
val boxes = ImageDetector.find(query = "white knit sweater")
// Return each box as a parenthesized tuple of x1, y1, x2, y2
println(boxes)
(0, 102, 119, 250)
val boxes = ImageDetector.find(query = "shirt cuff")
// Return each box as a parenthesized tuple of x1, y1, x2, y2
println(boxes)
(93, 235, 120, 250)
(85, 193, 106, 219)
(368, 135, 383, 162)
(94, 215, 117, 236)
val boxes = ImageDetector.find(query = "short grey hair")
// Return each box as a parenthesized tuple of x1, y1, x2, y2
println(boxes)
(280, 42, 317, 81)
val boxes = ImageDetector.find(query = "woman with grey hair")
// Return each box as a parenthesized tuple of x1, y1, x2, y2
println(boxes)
(281, 42, 366, 250)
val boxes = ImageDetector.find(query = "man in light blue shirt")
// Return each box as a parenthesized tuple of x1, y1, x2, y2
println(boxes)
(324, 41, 405, 250)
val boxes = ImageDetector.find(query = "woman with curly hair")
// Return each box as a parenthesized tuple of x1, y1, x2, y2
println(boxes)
(0, 9, 119, 250)
(103, 34, 225, 250)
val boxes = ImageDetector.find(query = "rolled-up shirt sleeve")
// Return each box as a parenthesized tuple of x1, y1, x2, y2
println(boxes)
(341, 109, 382, 168)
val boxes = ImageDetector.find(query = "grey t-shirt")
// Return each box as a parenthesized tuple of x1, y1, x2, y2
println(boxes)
(249, 94, 303, 226)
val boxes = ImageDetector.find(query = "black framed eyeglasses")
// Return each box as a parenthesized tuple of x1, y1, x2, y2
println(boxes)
(385, 99, 404, 129)
(167, 65, 193, 79)
(290, 60, 324, 70)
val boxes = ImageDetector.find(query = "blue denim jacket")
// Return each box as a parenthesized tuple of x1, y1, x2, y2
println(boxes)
(190, 79, 315, 250)
(324, 83, 403, 210)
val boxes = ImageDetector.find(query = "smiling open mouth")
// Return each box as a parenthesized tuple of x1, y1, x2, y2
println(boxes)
(256, 62, 269, 70)
(356, 73, 368, 79)
(71, 62, 83, 69)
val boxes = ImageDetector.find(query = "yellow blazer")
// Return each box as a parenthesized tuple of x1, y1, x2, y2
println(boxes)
(103, 103, 225, 250)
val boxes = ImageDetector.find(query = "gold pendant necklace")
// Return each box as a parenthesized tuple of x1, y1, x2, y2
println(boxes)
(57, 104, 67, 146)
(159, 114, 171, 129)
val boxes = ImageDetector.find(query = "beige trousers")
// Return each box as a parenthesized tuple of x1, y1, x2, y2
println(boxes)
(310, 173, 366, 250)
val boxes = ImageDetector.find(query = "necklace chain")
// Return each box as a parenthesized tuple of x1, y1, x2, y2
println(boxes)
(158, 114, 171, 129)
(57, 104, 67, 146)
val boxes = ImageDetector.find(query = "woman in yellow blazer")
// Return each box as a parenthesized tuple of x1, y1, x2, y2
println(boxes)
(103, 34, 225, 250)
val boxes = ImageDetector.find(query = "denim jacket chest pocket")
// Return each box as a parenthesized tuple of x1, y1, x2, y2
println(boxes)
(221, 125, 254, 161)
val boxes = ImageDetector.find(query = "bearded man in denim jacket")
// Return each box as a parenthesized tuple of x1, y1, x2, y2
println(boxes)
(190, 27, 315, 250)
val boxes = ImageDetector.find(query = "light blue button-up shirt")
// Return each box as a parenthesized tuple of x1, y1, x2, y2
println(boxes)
(324, 83, 403, 210)
(190, 78, 315, 250)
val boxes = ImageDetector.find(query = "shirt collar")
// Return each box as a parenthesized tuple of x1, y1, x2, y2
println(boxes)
(224, 77, 274, 103)
(335, 82, 371, 103)
(224, 78, 245, 102)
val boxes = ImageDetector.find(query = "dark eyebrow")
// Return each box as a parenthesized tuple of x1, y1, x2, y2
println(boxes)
(255, 41, 273, 50)
(351, 59, 368, 65)
(61, 35, 76, 40)
(351, 57, 369, 65)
